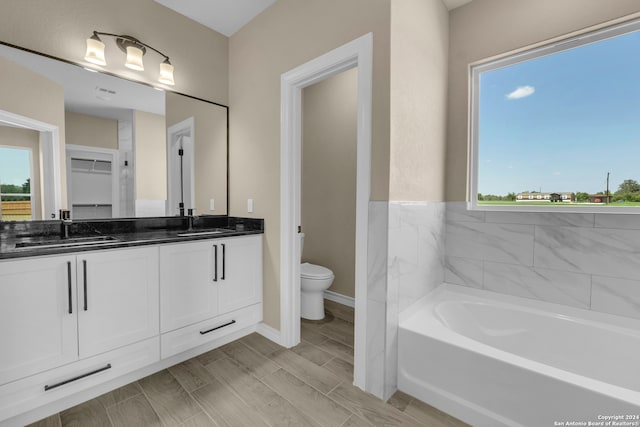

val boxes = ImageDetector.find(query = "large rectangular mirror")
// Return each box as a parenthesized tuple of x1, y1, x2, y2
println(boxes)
(0, 42, 228, 221)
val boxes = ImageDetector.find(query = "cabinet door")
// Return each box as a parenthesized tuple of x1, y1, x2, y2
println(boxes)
(218, 235, 263, 314)
(0, 256, 78, 385)
(159, 240, 219, 333)
(77, 247, 159, 358)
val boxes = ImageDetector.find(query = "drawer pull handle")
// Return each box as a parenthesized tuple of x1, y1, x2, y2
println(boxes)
(221, 243, 226, 280)
(200, 320, 236, 335)
(67, 261, 72, 314)
(213, 244, 218, 282)
(83, 260, 88, 311)
(44, 363, 112, 391)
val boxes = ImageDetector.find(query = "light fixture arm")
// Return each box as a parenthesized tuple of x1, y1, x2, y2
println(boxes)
(91, 31, 171, 63)
(85, 31, 175, 85)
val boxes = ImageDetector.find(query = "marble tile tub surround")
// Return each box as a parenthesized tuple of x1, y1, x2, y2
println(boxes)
(445, 202, 640, 320)
(379, 201, 445, 399)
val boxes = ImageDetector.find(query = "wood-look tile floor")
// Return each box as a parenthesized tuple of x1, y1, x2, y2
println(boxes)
(29, 300, 468, 427)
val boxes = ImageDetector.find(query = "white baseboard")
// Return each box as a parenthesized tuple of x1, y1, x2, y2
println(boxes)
(256, 322, 284, 346)
(324, 290, 355, 308)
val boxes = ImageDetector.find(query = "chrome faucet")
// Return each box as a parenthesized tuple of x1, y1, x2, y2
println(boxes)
(187, 208, 195, 231)
(59, 209, 72, 239)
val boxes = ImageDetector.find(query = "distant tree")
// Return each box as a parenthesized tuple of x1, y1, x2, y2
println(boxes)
(616, 179, 640, 195)
(505, 192, 516, 201)
(477, 193, 484, 201)
(575, 192, 589, 202)
(22, 178, 30, 194)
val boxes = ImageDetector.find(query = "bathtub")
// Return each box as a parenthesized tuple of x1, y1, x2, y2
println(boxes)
(398, 284, 640, 427)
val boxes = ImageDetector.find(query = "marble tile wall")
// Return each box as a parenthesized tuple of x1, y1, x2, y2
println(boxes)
(445, 202, 640, 320)
(384, 201, 445, 399)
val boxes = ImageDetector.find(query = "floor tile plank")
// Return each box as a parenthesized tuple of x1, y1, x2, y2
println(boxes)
(269, 349, 342, 394)
(323, 357, 354, 383)
(240, 332, 285, 356)
(259, 395, 323, 427)
(26, 413, 61, 427)
(107, 394, 162, 427)
(261, 368, 352, 427)
(318, 318, 354, 346)
(325, 300, 355, 323)
(205, 356, 278, 408)
(191, 379, 269, 427)
(60, 398, 111, 427)
(221, 341, 280, 379)
(97, 382, 142, 408)
(404, 397, 470, 427)
(340, 413, 373, 427)
(179, 411, 219, 427)
(386, 390, 413, 412)
(291, 341, 334, 366)
(315, 337, 354, 363)
(328, 383, 423, 427)
(168, 359, 215, 393)
(138, 369, 202, 426)
(301, 322, 330, 345)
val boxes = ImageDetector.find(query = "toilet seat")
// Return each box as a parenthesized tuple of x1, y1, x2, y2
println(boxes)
(301, 262, 334, 280)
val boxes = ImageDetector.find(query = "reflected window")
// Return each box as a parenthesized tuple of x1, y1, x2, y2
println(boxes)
(0, 146, 33, 220)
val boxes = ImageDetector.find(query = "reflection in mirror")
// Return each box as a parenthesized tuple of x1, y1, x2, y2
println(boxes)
(0, 42, 228, 221)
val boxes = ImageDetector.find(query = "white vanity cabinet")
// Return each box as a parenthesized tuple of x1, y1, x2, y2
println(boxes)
(159, 239, 220, 332)
(159, 234, 263, 358)
(0, 246, 161, 424)
(0, 255, 78, 386)
(0, 247, 159, 386)
(77, 247, 159, 358)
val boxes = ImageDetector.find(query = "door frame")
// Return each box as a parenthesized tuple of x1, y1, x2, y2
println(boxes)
(167, 117, 195, 215)
(0, 109, 60, 219)
(280, 33, 372, 390)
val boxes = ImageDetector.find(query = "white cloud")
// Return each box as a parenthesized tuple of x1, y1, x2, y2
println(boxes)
(506, 85, 535, 100)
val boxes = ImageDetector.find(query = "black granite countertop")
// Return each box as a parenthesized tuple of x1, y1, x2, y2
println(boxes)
(0, 216, 264, 260)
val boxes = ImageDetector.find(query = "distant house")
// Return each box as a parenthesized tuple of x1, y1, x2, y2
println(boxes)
(516, 191, 574, 202)
(588, 194, 612, 203)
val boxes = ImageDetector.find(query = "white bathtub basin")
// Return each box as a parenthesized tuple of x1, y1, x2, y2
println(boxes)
(398, 283, 640, 427)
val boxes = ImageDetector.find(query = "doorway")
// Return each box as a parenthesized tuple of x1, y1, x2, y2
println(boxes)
(280, 33, 373, 391)
(167, 117, 195, 216)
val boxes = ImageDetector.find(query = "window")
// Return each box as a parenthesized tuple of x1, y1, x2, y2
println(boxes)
(470, 19, 640, 211)
(0, 146, 33, 220)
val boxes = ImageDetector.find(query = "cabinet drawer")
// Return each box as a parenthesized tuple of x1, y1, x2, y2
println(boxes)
(0, 337, 159, 422)
(161, 303, 262, 359)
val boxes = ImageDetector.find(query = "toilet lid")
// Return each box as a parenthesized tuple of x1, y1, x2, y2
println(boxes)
(301, 262, 333, 279)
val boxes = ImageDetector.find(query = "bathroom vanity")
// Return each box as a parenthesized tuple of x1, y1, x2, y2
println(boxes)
(0, 216, 263, 426)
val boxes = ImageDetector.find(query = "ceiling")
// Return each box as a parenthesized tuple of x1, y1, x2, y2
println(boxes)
(155, 0, 472, 37)
(154, 0, 277, 37)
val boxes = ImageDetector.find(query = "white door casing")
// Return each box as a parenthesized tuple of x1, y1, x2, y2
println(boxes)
(280, 33, 373, 391)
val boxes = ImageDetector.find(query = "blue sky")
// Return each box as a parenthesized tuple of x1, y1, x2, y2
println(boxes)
(0, 147, 31, 187)
(478, 30, 640, 196)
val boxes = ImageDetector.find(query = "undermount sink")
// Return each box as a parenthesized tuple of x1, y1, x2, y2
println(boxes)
(176, 228, 230, 237)
(15, 235, 120, 249)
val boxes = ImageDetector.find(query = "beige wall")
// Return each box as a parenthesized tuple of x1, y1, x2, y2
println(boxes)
(134, 111, 166, 201)
(389, 0, 449, 201)
(65, 112, 118, 150)
(446, 0, 640, 201)
(229, 0, 391, 329)
(166, 92, 228, 215)
(0, 0, 228, 104)
(0, 55, 67, 210)
(302, 68, 357, 298)
(0, 126, 42, 219)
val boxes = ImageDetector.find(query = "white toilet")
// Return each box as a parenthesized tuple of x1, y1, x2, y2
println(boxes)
(300, 233, 335, 320)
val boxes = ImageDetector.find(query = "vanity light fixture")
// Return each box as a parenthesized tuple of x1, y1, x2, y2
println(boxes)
(84, 31, 175, 85)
